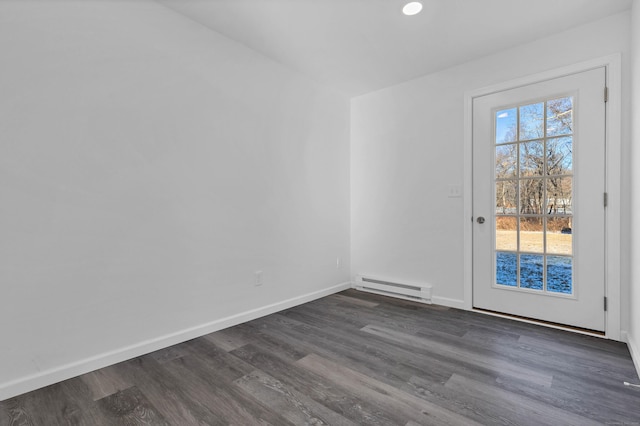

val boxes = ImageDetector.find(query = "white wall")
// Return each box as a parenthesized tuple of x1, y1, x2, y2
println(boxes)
(351, 13, 631, 311)
(0, 1, 350, 399)
(628, 0, 640, 375)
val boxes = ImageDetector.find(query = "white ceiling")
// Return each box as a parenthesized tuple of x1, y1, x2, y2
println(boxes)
(158, 0, 632, 96)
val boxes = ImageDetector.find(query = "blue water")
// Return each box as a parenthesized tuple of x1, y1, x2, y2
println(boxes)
(497, 252, 572, 294)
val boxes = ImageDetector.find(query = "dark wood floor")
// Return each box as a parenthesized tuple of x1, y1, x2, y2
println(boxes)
(1, 289, 639, 425)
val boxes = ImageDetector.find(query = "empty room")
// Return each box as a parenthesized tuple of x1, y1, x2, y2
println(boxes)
(1, 0, 640, 424)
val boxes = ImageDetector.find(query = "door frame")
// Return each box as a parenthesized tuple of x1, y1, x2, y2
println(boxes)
(463, 54, 622, 340)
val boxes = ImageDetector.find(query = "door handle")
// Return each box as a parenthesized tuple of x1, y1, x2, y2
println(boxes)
(477, 216, 485, 224)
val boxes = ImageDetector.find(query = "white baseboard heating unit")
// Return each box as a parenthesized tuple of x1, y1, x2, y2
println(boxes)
(354, 275, 432, 304)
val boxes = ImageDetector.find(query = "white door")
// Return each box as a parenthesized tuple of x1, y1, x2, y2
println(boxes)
(472, 68, 606, 332)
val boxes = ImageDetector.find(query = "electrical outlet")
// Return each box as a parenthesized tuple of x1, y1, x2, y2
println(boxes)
(254, 270, 263, 286)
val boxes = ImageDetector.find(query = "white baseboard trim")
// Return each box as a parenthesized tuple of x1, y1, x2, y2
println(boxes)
(626, 333, 640, 380)
(621, 330, 628, 343)
(432, 296, 466, 310)
(0, 281, 352, 402)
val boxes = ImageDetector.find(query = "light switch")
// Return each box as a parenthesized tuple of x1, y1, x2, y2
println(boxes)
(448, 184, 462, 198)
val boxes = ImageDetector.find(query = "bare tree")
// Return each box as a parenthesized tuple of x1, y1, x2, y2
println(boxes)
(496, 98, 573, 218)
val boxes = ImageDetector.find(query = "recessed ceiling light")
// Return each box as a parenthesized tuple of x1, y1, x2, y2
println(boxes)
(403, 2, 423, 16)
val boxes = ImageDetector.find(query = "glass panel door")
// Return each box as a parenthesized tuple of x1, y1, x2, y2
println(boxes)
(473, 66, 605, 331)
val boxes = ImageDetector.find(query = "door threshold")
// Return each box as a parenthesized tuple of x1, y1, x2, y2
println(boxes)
(472, 307, 606, 338)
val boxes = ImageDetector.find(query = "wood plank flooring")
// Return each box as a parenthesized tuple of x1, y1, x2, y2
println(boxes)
(1, 289, 639, 425)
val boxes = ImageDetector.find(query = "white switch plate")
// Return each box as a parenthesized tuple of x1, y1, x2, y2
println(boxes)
(448, 184, 462, 198)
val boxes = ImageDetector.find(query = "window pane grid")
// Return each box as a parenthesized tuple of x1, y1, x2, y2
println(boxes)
(495, 97, 573, 295)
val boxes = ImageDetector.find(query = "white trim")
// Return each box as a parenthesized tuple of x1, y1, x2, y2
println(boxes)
(0, 281, 352, 402)
(463, 54, 623, 340)
(626, 333, 640, 380)
(463, 85, 474, 311)
(603, 54, 622, 341)
(432, 296, 466, 310)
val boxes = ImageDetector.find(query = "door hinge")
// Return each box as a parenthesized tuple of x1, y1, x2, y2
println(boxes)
(604, 87, 609, 103)
(604, 192, 608, 207)
(604, 296, 608, 311)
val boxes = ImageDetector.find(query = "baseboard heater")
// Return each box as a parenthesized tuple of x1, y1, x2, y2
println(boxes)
(354, 275, 432, 304)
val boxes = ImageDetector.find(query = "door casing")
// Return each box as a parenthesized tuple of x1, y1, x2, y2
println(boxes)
(462, 54, 622, 340)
